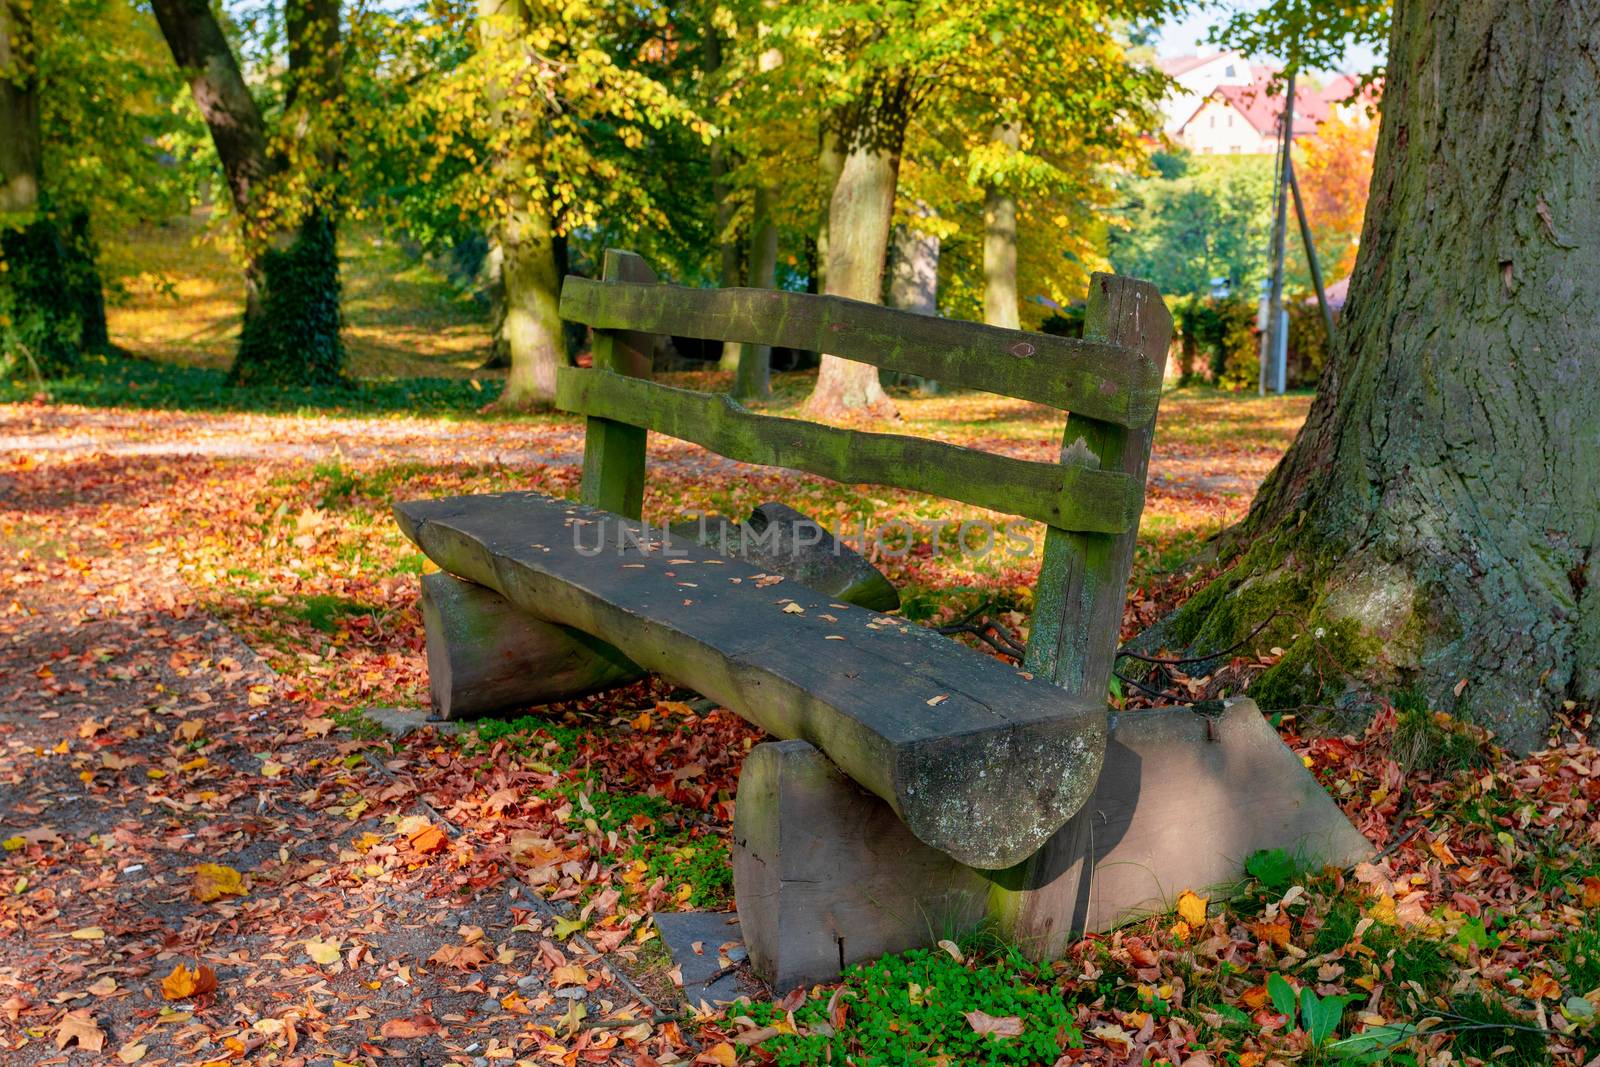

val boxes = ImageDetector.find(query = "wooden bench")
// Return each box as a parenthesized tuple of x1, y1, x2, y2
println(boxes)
(395, 249, 1369, 988)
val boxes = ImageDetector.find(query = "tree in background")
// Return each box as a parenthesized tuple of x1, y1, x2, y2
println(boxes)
(350, 0, 706, 409)
(1160, 0, 1600, 751)
(1296, 107, 1378, 282)
(0, 0, 168, 376)
(751, 0, 1172, 418)
(152, 0, 346, 386)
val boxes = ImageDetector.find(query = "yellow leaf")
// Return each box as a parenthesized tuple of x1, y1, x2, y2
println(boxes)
(2, 836, 23, 851)
(192, 864, 245, 902)
(700, 1040, 737, 1065)
(117, 1042, 149, 1064)
(305, 938, 342, 965)
(87, 976, 118, 996)
(260, 760, 286, 778)
(1176, 890, 1208, 927)
(70, 926, 106, 940)
(551, 963, 589, 987)
(560, 996, 587, 1036)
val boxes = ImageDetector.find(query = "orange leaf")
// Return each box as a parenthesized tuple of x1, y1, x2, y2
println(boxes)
(1249, 918, 1291, 948)
(965, 1010, 1024, 1037)
(1582, 875, 1600, 908)
(54, 1009, 106, 1051)
(1239, 984, 1270, 1010)
(408, 824, 449, 854)
(380, 1014, 441, 1039)
(160, 962, 218, 1001)
(428, 943, 490, 971)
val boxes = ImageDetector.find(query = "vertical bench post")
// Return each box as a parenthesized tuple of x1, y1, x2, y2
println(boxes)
(579, 250, 657, 518)
(988, 273, 1172, 957)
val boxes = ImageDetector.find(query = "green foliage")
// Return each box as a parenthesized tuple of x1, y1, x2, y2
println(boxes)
(1392, 703, 1492, 776)
(234, 212, 345, 386)
(1559, 910, 1600, 995)
(1446, 992, 1550, 1066)
(1173, 294, 1259, 389)
(0, 216, 83, 378)
(750, 946, 1082, 1066)
(1245, 847, 1302, 892)
(285, 594, 376, 634)
(1108, 152, 1276, 300)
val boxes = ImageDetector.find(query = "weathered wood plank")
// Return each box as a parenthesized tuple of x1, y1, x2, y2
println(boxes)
(733, 740, 990, 991)
(560, 275, 1162, 426)
(394, 491, 1107, 870)
(421, 572, 642, 720)
(731, 701, 1372, 982)
(579, 250, 655, 518)
(557, 367, 1142, 534)
(999, 273, 1175, 947)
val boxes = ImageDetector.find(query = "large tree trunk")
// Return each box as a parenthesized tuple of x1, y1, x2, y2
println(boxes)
(806, 103, 905, 419)
(0, 0, 82, 376)
(1163, 0, 1600, 752)
(982, 122, 1020, 330)
(477, 0, 563, 409)
(734, 183, 777, 400)
(706, 33, 744, 373)
(887, 212, 940, 394)
(497, 202, 565, 408)
(152, 0, 345, 385)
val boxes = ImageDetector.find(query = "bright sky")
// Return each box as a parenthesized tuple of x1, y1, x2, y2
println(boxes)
(1155, 5, 1385, 74)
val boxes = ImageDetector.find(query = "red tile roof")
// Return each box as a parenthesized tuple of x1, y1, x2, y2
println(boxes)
(1209, 76, 1329, 138)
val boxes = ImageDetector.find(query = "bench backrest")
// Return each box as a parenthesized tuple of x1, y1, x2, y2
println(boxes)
(556, 249, 1172, 704)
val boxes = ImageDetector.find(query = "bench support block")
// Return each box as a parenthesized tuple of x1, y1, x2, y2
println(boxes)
(732, 739, 990, 992)
(733, 699, 1371, 988)
(421, 572, 641, 720)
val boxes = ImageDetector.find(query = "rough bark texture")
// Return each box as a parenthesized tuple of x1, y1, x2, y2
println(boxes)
(734, 183, 777, 400)
(887, 213, 940, 394)
(982, 122, 1020, 331)
(0, 0, 41, 216)
(806, 92, 908, 419)
(478, 0, 563, 409)
(153, 0, 346, 385)
(1167, 0, 1600, 752)
(706, 34, 744, 373)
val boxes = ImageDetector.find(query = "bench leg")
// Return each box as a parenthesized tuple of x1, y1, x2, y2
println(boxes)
(988, 697, 1373, 959)
(732, 739, 989, 992)
(732, 700, 1372, 984)
(421, 572, 641, 720)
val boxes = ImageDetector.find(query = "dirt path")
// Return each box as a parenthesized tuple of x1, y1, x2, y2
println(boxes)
(0, 474, 662, 1064)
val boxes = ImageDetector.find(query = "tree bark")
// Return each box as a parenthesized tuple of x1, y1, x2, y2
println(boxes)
(982, 121, 1020, 330)
(888, 212, 940, 394)
(1164, 0, 1600, 752)
(806, 101, 905, 419)
(706, 33, 744, 373)
(152, 0, 345, 385)
(0, 0, 40, 217)
(476, 0, 563, 409)
(734, 183, 777, 400)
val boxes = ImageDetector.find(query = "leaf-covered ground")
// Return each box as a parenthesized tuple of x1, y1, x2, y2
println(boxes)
(3, 380, 1598, 1066)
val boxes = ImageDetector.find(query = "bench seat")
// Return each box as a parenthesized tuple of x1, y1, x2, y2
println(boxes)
(395, 490, 1106, 870)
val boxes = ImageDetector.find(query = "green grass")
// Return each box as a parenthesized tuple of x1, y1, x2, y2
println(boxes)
(749, 943, 1082, 1066)
(2, 349, 504, 415)
(1447, 992, 1550, 1066)
(286, 593, 381, 633)
(1392, 696, 1493, 776)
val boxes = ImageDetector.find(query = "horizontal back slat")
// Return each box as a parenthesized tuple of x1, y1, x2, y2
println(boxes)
(556, 367, 1142, 534)
(560, 277, 1161, 427)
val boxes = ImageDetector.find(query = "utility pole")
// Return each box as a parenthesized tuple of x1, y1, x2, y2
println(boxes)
(1261, 70, 1296, 396)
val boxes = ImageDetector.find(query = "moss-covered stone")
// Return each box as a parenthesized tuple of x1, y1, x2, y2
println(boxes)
(1251, 616, 1379, 711)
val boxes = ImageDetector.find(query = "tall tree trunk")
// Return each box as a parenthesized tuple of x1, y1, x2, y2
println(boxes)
(982, 122, 1020, 330)
(0, 0, 40, 217)
(734, 183, 777, 400)
(888, 211, 940, 394)
(477, 0, 563, 409)
(1160, 0, 1600, 752)
(813, 127, 843, 295)
(706, 33, 743, 372)
(806, 107, 904, 419)
(0, 0, 81, 376)
(152, 0, 345, 385)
